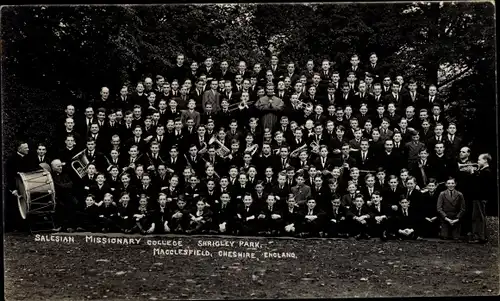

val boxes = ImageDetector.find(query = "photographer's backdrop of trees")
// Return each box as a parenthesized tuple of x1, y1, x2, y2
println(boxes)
(1, 3, 496, 161)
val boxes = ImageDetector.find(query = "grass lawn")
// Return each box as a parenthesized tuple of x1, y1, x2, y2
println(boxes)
(4, 218, 498, 300)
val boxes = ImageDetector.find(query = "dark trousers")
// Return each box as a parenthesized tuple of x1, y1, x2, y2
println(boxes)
(369, 219, 389, 237)
(471, 200, 488, 240)
(54, 198, 79, 229)
(300, 219, 322, 235)
(327, 219, 348, 236)
(188, 220, 212, 233)
(439, 218, 461, 239)
(419, 218, 440, 238)
(349, 219, 370, 236)
(234, 218, 258, 235)
(99, 216, 120, 232)
(4, 195, 28, 232)
(170, 217, 189, 233)
(260, 218, 283, 232)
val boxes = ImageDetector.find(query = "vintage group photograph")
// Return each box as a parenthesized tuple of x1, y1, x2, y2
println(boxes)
(2, 2, 498, 300)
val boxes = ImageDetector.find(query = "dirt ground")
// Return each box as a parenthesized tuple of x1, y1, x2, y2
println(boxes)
(4, 218, 499, 300)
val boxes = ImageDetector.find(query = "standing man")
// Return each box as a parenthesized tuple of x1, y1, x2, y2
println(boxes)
(5, 141, 35, 231)
(51, 159, 79, 232)
(470, 153, 495, 244)
(255, 84, 284, 131)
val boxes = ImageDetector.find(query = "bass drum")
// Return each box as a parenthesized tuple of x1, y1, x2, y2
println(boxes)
(15, 165, 56, 231)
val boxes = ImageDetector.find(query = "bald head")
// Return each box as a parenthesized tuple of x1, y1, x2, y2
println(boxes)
(144, 77, 153, 86)
(51, 159, 63, 173)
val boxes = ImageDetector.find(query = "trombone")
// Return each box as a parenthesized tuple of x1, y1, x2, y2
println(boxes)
(228, 99, 256, 112)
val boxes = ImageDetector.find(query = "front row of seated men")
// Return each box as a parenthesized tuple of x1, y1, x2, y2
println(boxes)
(77, 177, 465, 240)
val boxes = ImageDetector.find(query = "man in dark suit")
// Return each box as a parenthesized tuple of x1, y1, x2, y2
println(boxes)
(344, 54, 364, 82)
(383, 82, 403, 109)
(437, 178, 466, 240)
(91, 87, 114, 112)
(379, 139, 404, 177)
(421, 85, 443, 112)
(365, 52, 382, 82)
(268, 55, 283, 80)
(353, 139, 376, 172)
(352, 82, 374, 112)
(404, 80, 423, 110)
(51, 159, 79, 232)
(236, 61, 252, 80)
(298, 198, 325, 237)
(318, 59, 333, 88)
(284, 62, 300, 86)
(470, 153, 495, 243)
(169, 54, 188, 83)
(5, 141, 38, 231)
(199, 57, 216, 82)
(216, 60, 235, 83)
(444, 123, 462, 159)
(381, 76, 392, 96)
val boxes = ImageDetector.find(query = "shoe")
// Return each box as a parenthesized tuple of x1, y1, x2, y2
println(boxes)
(265, 231, 272, 236)
(76, 227, 85, 232)
(364, 234, 371, 239)
(380, 232, 388, 241)
(354, 234, 362, 240)
(66, 228, 74, 233)
(52, 227, 62, 232)
(257, 231, 267, 236)
(102, 228, 108, 233)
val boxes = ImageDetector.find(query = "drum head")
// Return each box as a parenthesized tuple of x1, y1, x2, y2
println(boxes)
(15, 176, 29, 219)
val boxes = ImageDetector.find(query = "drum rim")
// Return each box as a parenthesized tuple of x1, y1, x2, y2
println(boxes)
(16, 170, 56, 219)
(15, 174, 28, 219)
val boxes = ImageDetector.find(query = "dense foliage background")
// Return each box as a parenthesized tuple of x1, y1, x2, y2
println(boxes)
(1, 3, 496, 172)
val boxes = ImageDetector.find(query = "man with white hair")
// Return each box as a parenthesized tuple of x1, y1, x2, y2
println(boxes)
(92, 86, 113, 111)
(51, 159, 79, 232)
(144, 77, 154, 93)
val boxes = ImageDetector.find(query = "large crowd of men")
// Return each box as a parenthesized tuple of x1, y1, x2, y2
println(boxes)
(5, 53, 495, 243)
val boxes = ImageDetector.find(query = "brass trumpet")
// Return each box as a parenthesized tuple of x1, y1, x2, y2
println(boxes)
(458, 162, 478, 169)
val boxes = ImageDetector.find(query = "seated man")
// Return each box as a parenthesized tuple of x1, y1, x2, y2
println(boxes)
(234, 193, 259, 236)
(324, 195, 349, 238)
(187, 199, 213, 234)
(348, 194, 372, 240)
(368, 191, 393, 240)
(298, 199, 324, 238)
(257, 193, 283, 236)
(282, 194, 301, 236)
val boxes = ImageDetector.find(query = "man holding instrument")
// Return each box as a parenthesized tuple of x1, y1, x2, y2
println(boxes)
(469, 153, 495, 244)
(6, 141, 35, 232)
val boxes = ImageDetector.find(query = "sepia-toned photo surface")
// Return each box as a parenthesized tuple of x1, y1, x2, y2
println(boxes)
(2, 2, 498, 300)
